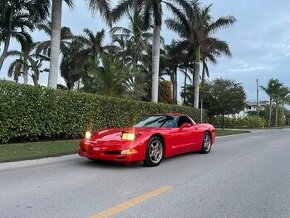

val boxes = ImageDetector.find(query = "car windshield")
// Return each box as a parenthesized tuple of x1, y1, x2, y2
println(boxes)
(134, 115, 177, 128)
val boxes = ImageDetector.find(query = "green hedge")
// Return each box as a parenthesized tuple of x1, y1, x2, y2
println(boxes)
(0, 80, 204, 143)
(211, 115, 266, 128)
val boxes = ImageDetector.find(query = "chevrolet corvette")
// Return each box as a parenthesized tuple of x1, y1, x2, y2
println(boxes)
(79, 114, 215, 167)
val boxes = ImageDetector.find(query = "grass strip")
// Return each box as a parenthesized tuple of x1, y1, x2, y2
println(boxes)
(216, 129, 250, 137)
(0, 140, 79, 163)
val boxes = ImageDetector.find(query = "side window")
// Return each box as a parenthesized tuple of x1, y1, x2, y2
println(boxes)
(177, 116, 193, 127)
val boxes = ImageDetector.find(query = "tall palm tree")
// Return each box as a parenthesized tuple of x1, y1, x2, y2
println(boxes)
(48, 0, 111, 89)
(112, 0, 188, 103)
(111, 9, 152, 67)
(36, 22, 73, 61)
(261, 79, 283, 127)
(0, 0, 49, 71)
(201, 37, 232, 84)
(166, 1, 236, 108)
(161, 40, 188, 103)
(77, 28, 106, 64)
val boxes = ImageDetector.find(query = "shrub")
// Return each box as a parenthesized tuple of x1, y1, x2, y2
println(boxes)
(0, 81, 205, 143)
(211, 115, 266, 128)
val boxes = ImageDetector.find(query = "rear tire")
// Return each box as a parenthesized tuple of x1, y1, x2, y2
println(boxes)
(200, 132, 212, 154)
(144, 137, 164, 167)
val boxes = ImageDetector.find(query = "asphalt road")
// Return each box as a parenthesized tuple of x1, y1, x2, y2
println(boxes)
(1, 129, 290, 218)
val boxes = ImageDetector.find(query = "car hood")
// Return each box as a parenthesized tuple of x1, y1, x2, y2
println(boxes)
(90, 127, 154, 142)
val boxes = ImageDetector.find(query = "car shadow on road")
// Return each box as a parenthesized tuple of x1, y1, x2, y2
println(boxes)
(77, 158, 143, 169)
(77, 151, 206, 169)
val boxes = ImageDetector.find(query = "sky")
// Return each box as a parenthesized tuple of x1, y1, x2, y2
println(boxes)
(1, 0, 290, 103)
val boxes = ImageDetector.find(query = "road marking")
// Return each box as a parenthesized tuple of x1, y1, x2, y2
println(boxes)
(90, 185, 174, 218)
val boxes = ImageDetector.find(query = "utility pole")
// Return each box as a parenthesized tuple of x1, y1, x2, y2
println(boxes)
(256, 79, 259, 127)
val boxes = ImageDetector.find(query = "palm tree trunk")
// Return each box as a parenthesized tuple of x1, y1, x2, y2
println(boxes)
(151, 25, 161, 103)
(268, 98, 272, 127)
(183, 68, 187, 104)
(48, 0, 62, 89)
(32, 73, 39, 86)
(173, 68, 177, 104)
(0, 36, 11, 72)
(23, 72, 28, 85)
(201, 61, 206, 85)
(0, 12, 13, 72)
(281, 102, 285, 126)
(193, 44, 201, 108)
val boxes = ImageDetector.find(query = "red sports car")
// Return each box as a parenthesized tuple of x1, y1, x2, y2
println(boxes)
(79, 114, 215, 167)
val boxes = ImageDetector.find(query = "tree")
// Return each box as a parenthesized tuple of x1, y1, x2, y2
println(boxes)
(0, 0, 49, 71)
(261, 79, 283, 127)
(158, 80, 173, 104)
(0, 0, 50, 74)
(7, 42, 46, 85)
(60, 38, 87, 89)
(161, 40, 188, 104)
(82, 55, 130, 96)
(110, 9, 152, 67)
(36, 22, 73, 60)
(166, 1, 236, 108)
(78, 28, 106, 65)
(182, 79, 246, 128)
(48, 0, 111, 89)
(112, 0, 188, 103)
(201, 37, 232, 84)
(276, 86, 290, 126)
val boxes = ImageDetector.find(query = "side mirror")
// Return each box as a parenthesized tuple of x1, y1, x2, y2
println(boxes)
(180, 123, 191, 129)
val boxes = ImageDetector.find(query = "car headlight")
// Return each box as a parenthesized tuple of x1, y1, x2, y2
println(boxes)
(122, 132, 137, 141)
(85, 131, 96, 139)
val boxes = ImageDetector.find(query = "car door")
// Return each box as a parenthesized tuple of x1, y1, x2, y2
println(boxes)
(170, 116, 196, 155)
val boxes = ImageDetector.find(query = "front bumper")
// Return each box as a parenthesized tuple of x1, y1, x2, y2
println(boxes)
(79, 139, 145, 162)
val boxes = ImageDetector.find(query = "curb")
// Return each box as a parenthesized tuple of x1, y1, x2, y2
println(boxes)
(0, 154, 78, 171)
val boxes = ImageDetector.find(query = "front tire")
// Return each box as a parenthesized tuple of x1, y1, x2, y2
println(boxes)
(144, 137, 164, 167)
(200, 132, 212, 154)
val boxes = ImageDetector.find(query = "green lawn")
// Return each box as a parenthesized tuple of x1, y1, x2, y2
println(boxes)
(0, 140, 79, 163)
(216, 129, 250, 137)
(0, 130, 249, 163)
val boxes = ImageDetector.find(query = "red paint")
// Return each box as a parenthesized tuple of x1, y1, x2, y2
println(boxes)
(79, 114, 215, 163)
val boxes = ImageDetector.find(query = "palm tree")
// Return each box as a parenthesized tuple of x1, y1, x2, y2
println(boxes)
(166, 1, 236, 108)
(36, 22, 73, 61)
(77, 28, 106, 64)
(201, 37, 232, 84)
(7, 59, 25, 83)
(111, 9, 152, 67)
(112, 0, 188, 103)
(7, 42, 46, 85)
(60, 38, 87, 90)
(276, 86, 290, 126)
(0, 0, 49, 71)
(261, 79, 283, 127)
(161, 40, 188, 103)
(82, 55, 130, 96)
(48, 0, 111, 89)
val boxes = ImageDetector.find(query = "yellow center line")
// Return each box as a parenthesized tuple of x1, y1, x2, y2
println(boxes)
(90, 185, 174, 218)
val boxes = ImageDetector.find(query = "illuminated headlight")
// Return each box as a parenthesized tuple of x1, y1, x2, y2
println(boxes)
(121, 148, 137, 154)
(85, 131, 95, 139)
(122, 133, 136, 141)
